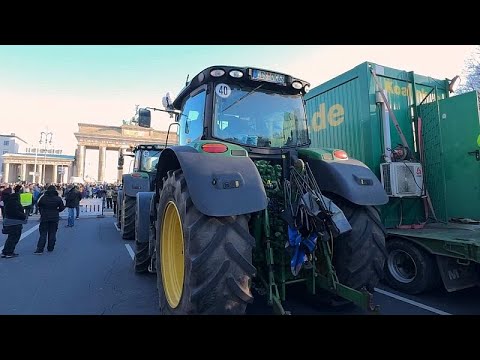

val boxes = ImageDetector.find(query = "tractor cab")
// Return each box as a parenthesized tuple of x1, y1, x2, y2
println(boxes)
(132, 144, 162, 174)
(169, 66, 311, 155)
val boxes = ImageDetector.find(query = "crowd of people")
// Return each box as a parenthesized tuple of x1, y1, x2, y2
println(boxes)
(0, 181, 120, 258)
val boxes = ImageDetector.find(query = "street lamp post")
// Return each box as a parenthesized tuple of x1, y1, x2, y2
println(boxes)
(39, 131, 53, 184)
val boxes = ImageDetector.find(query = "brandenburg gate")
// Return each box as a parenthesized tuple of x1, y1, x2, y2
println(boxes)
(74, 123, 178, 182)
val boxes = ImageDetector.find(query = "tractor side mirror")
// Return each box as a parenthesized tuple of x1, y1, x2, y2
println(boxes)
(138, 108, 151, 128)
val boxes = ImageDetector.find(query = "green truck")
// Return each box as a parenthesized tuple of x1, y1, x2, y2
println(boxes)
(304, 61, 480, 294)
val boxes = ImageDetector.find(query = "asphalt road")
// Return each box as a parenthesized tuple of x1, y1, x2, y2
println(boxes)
(1, 214, 479, 315)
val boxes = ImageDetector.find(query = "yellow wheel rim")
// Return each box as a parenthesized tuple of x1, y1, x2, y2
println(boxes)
(161, 201, 185, 308)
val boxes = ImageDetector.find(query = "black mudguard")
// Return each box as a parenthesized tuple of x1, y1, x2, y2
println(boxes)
(122, 174, 151, 197)
(305, 158, 388, 206)
(136, 192, 155, 243)
(156, 147, 268, 217)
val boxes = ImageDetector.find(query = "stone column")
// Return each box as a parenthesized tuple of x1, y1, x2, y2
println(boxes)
(21, 163, 27, 181)
(37, 166, 42, 185)
(52, 164, 57, 184)
(64, 166, 69, 183)
(98, 146, 106, 183)
(3, 162, 10, 183)
(76, 145, 85, 179)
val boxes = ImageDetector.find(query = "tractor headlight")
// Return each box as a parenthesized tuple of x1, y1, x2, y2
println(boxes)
(210, 69, 225, 77)
(229, 70, 244, 78)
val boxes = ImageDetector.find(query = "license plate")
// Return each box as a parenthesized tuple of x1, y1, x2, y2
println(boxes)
(251, 69, 286, 85)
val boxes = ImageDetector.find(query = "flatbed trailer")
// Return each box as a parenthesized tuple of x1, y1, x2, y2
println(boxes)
(386, 223, 480, 293)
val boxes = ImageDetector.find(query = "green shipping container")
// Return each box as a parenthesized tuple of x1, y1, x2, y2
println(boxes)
(304, 61, 450, 228)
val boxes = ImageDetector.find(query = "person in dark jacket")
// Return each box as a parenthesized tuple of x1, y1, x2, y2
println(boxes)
(34, 185, 65, 254)
(64, 185, 82, 227)
(0, 185, 6, 219)
(2, 185, 27, 258)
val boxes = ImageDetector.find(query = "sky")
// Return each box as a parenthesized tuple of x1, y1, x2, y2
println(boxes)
(0, 45, 476, 180)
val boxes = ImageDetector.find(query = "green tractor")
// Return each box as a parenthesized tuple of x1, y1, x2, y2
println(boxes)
(138, 66, 389, 314)
(117, 144, 163, 241)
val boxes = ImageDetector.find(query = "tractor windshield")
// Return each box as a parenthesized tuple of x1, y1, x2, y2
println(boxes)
(140, 150, 161, 172)
(213, 84, 309, 148)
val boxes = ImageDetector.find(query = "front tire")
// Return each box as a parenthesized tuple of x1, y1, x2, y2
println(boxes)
(116, 190, 123, 227)
(134, 239, 150, 273)
(331, 196, 387, 292)
(156, 169, 256, 315)
(121, 195, 135, 240)
(134, 193, 154, 273)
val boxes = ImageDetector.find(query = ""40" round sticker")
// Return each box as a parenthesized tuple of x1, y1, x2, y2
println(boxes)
(215, 83, 231, 98)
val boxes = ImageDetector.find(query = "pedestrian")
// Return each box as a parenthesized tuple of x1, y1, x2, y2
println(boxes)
(106, 187, 113, 209)
(112, 186, 118, 216)
(33, 184, 41, 214)
(20, 187, 33, 216)
(34, 184, 65, 254)
(1, 185, 27, 258)
(64, 185, 82, 227)
(0, 185, 6, 219)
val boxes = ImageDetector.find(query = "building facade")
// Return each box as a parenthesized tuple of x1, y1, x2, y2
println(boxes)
(1, 153, 74, 184)
(74, 123, 178, 183)
(0, 133, 27, 180)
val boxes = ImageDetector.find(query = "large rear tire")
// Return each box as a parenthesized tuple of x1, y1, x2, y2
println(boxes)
(121, 195, 135, 240)
(156, 169, 256, 315)
(331, 196, 387, 292)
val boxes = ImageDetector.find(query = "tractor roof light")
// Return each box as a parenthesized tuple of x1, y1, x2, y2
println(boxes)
(304, 84, 310, 93)
(229, 69, 244, 78)
(202, 143, 228, 153)
(210, 69, 226, 77)
(292, 81, 303, 90)
(333, 150, 348, 160)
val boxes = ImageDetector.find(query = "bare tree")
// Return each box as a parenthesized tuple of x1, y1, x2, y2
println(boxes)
(457, 46, 480, 94)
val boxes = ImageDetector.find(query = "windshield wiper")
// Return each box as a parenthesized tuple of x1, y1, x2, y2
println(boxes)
(221, 83, 264, 112)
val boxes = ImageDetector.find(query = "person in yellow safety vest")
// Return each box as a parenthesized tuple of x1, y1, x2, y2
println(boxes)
(20, 190, 33, 217)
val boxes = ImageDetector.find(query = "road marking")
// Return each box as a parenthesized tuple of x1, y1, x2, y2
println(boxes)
(114, 222, 120, 232)
(125, 244, 135, 260)
(0, 224, 40, 252)
(374, 287, 451, 315)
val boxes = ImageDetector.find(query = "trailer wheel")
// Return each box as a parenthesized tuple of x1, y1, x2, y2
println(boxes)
(121, 195, 135, 240)
(155, 169, 255, 315)
(384, 238, 440, 294)
(330, 196, 387, 293)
